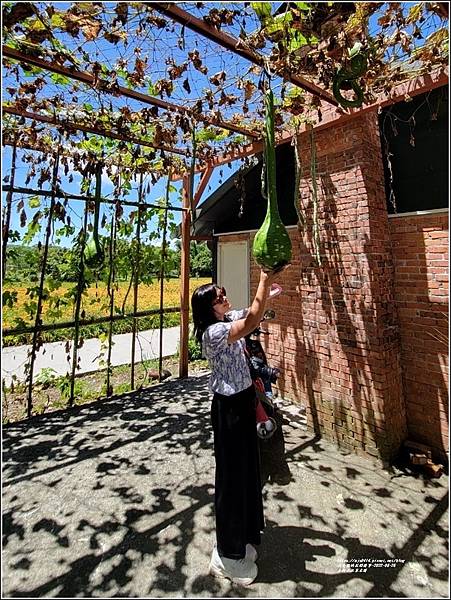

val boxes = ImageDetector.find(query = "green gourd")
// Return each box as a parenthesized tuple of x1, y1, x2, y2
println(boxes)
(332, 43, 367, 109)
(252, 89, 292, 271)
(84, 167, 105, 270)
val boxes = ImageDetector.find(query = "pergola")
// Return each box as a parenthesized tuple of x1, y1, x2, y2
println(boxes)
(2, 2, 449, 415)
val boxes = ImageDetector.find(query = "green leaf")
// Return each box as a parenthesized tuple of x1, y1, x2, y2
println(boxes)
(147, 82, 157, 96)
(27, 18, 47, 32)
(287, 30, 309, 52)
(2, 290, 18, 308)
(251, 2, 272, 24)
(272, 11, 293, 25)
(50, 72, 71, 86)
(28, 196, 41, 209)
(21, 64, 43, 76)
(349, 41, 363, 57)
(23, 220, 41, 243)
(50, 12, 66, 28)
(24, 300, 38, 317)
(46, 277, 61, 292)
(295, 2, 312, 10)
(83, 103, 94, 112)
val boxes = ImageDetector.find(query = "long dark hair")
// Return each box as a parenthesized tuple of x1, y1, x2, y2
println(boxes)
(191, 283, 221, 344)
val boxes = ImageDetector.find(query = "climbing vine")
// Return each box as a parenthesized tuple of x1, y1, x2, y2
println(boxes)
(1, 1, 448, 417)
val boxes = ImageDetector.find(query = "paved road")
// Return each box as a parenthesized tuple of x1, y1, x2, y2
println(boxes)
(1, 326, 180, 385)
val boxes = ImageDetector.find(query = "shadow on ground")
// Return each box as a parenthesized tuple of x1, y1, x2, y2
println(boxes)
(2, 373, 448, 598)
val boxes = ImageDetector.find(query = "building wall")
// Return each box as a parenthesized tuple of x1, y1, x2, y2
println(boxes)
(388, 211, 449, 459)
(216, 111, 448, 464)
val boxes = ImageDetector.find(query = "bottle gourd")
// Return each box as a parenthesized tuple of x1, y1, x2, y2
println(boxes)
(84, 167, 105, 270)
(252, 89, 292, 271)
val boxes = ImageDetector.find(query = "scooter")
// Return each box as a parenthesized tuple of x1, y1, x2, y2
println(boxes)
(245, 311, 292, 484)
(245, 309, 281, 436)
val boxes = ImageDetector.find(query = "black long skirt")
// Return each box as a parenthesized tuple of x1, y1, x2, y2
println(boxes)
(211, 384, 265, 559)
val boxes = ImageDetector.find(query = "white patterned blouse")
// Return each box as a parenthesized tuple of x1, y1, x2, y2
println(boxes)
(202, 308, 252, 396)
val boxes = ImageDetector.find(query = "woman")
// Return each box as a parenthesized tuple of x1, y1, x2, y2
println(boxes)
(191, 267, 285, 586)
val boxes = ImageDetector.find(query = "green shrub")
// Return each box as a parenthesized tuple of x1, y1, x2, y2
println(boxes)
(187, 336, 202, 362)
(113, 382, 132, 395)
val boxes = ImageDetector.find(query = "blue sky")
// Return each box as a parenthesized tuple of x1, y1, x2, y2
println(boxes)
(2, 2, 262, 248)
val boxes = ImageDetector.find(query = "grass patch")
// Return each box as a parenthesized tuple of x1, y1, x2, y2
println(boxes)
(2, 356, 210, 424)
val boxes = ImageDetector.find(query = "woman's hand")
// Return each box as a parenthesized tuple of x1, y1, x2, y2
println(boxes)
(260, 264, 290, 285)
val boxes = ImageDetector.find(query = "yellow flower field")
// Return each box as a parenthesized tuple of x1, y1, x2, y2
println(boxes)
(3, 278, 212, 329)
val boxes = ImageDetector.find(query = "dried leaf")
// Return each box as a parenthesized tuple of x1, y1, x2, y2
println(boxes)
(167, 60, 188, 80)
(209, 70, 226, 86)
(203, 8, 238, 30)
(188, 50, 208, 74)
(218, 91, 238, 107)
(243, 80, 255, 101)
(205, 89, 215, 110)
(114, 3, 128, 26)
(104, 29, 127, 44)
(155, 78, 174, 97)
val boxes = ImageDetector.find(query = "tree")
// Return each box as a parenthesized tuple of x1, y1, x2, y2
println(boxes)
(190, 241, 212, 277)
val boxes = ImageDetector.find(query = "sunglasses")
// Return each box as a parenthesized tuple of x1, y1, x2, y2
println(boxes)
(212, 287, 227, 306)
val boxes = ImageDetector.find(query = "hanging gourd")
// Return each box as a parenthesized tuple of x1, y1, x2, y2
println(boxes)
(252, 88, 292, 272)
(84, 165, 105, 270)
(332, 42, 368, 109)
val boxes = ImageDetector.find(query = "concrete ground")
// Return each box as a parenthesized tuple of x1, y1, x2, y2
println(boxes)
(1, 327, 180, 385)
(2, 372, 448, 598)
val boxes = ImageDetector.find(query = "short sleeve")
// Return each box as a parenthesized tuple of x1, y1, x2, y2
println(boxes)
(225, 308, 248, 321)
(202, 321, 233, 358)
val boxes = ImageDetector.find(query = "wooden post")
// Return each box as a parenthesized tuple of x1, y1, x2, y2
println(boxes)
(179, 174, 191, 378)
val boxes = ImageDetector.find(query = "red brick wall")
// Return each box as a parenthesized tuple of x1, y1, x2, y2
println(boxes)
(220, 110, 408, 464)
(389, 212, 449, 459)
(218, 112, 448, 464)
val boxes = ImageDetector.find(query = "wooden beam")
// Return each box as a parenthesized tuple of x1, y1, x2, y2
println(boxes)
(179, 174, 191, 378)
(194, 165, 214, 207)
(152, 2, 339, 107)
(3, 105, 187, 155)
(2, 45, 260, 139)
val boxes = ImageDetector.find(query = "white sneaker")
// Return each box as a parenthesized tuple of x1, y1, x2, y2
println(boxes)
(246, 543, 258, 562)
(209, 546, 258, 586)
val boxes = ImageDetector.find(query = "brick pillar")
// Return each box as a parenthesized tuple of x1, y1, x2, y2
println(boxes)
(262, 111, 407, 464)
